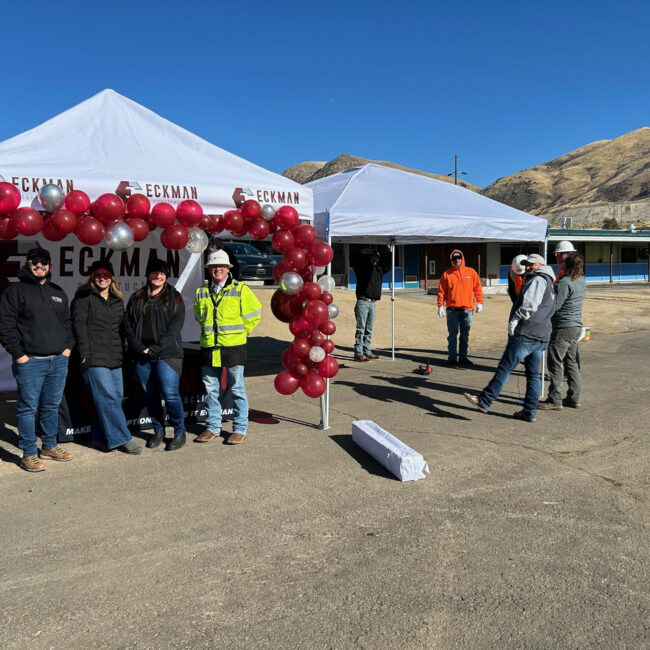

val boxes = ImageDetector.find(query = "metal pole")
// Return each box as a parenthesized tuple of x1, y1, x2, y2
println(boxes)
(319, 228, 332, 431)
(540, 238, 549, 399)
(609, 244, 614, 283)
(454, 154, 458, 185)
(391, 239, 396, 360)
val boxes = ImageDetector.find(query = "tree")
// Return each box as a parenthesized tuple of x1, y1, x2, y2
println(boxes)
(602, 217, 621, 230)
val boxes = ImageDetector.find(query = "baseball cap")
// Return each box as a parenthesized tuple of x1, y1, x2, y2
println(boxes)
(521, 253, 546, 265)
(89, 259, 115, 276)
(26, 247, 51, 262)
(451, 252, 462, 260)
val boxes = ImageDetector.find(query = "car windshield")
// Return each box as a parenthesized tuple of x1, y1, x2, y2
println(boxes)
(227, 243, 262, 255)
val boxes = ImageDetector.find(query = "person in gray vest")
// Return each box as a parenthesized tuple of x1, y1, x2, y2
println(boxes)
(464, 254, 555, 422)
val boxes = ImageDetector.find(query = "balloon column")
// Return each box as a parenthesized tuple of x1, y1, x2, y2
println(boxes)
(269, 213, 339, 399)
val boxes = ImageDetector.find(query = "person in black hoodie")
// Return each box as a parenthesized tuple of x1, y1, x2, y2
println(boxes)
(0, 247, 74, 472)
(71, 260, 142, 455)
(123, 258, 186, 451)
(350, 245, 392, 362)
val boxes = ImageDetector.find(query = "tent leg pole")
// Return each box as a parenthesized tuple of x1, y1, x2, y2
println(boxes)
(540, 237, 549, 400)
(317, 230, 332, 431)
(391, 240, 395, 361)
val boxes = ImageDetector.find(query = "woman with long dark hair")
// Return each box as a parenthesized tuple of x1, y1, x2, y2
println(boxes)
(539, 252, 586, 409)
(123, 258, 186, 451)
(71, 260, 142, 454)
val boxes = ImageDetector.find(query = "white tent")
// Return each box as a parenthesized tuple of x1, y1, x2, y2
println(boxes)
(307, 164, 549, 428)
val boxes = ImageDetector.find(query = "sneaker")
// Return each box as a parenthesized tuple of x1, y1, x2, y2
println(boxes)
(458, 358, 474, 366)
(537, 401, 562, 410)
(512, 410, 536, 423)
(562, 399, 581, 408)
(120, 440, 143, 455)
(464, 392, 487, 413)
(39, 446, 73, 462)
(21, 455, 45, 472)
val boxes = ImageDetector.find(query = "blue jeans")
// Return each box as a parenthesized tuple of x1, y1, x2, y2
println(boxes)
(12, 354, 69, 457)
(446, 309, 473, 361)
(83, 367, 133, 450)
(478, 335, 548, 417)
(134, 359, 185, 436)
(202, 365, 248, 435)
(354, 299, 376, 355)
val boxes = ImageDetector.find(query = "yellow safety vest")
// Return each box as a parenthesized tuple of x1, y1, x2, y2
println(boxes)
(194, 278, 261, 366)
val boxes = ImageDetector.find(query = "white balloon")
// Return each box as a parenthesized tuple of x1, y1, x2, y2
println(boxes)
(279, 271, 304, 295)
(105, 222, 134, 250)
(185, 227, 209, 253)
(327, 303, 339, 319)
(309, 346, 326, 363)
(318, 275, 335, 292)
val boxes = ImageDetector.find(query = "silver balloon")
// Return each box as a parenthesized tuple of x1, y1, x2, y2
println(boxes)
(318, 275, 335, 292)
(279, 271, 304, 295)
(185, 227, 209, 254)
(313, 265, 326, 276)
(309, 346, 326, 363)
(105, 222, 134, 250)
(261, 204, 276, 221)
(38, 183, 65, 212)
(327, 303, 339, 320)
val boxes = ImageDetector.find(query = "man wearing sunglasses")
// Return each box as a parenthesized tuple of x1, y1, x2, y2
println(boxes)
(0, 247, 75, 471)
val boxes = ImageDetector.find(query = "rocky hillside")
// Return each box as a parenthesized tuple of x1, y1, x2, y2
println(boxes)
(282, 154, 480, 191)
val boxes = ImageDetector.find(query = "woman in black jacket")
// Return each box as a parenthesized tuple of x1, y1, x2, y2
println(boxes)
(123, 258, 186, 451)
(71, 260, 142, 454)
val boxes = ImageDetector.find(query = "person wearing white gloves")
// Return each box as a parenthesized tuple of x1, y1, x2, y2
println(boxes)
(464, 254, 555, 423)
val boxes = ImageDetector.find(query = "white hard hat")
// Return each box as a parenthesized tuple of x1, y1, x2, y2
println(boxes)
(511, 254, 527, 275)
(554, 240, 576, 254)
(205, 249, 233, 268)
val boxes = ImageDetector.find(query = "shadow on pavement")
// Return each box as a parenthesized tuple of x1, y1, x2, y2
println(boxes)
(329, 434, 398, 480)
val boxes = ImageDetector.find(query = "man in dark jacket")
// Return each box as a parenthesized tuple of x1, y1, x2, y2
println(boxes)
(351, 245, 391, 362)
(0, 247, 75, 471)
(464, 254, 555, 422)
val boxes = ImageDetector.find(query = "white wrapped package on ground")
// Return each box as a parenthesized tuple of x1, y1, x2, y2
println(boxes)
(352, 420, 430, 482)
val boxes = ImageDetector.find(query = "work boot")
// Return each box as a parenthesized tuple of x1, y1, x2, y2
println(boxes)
(21, 455, 45, 472)
(146, 429, 165, 448)
(365, 353, 378, 360)
(39, 446, 73, 461)
(537, 401, 562, 410)
(512, 410, 536, 423)
(353, 354, 368, 362)
(165, 432, 186, 451)
(562, 399, 581, 408)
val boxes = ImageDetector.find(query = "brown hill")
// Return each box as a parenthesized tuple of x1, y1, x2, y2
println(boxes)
(482, 127, 650, 216)
(282, 154, 480, 191)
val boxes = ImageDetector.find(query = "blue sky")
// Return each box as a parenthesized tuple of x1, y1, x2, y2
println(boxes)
(2, 0, 649, 188)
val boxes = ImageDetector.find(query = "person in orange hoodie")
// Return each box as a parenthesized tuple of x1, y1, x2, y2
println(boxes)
(437, 250, 483, 366)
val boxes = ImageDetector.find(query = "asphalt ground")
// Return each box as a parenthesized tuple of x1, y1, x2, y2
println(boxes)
(0, 331, 648, 648)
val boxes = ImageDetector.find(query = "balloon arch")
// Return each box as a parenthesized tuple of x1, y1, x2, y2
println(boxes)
(0, 182, 338, 399)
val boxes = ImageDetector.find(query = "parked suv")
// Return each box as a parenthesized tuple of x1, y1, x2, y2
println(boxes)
(225, 242, 277, 284)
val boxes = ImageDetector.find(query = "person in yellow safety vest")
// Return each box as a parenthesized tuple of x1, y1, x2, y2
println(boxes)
(193, 249, 262, 445)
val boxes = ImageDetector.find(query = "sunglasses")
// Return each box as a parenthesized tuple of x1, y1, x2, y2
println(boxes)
(29, 258, 50, 267)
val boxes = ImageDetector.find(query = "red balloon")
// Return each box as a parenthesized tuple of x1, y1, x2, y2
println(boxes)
(230, 223, 249, 238)
(248, 218, 270, 240)
(273, 205, 300, 230)
(199, 214, 213, 230)
(300, 371, 326, 398)
(150, 202, 176, 228)
(176, 200, 203, 227)
(320, 291, 333, 305)
(322, 339, 335, 354)
(319, 320, 337, 336)
(222, 210, 243, 233)
(146, 217, 158, 231)
(64, 190, 91, 216)
(240, 199, 262, 221)
(125, 217, 149, 242)
(12, 207, 43, 236)
(75, 216, 105, 246)
(92, 193, 125, 224)
(0, 182, 21, 212)
(268, 221, 278, 235)
(290, 337, 311, 359)
(161, 224, 189, 250)
(126, 193, 150, 218)
(273, 261, 289, 282)
(303, 299, 329, 326)
(51, 209, 77, 234)
(290, 294, 306, 315)
(284, 247, 307, 271)
(0, 216, 18, 240)
(207, 215, 224, 234)
(42, 218, 67, 241)
(294, 363, 309, 377)
(302, 281, 322, 300)
(274, 370, 301, 395)
(309, 331, 325, 347)
(281, 347, 301, 371)
(292, 224, 316, 248)
(300, 266, 315, 282)
(270, 289, 295, 323)
(317, 355, 339, 379)
(289, 314, 315, 338)
(308, 241, 334, 266)
(271, 229, 294, 253)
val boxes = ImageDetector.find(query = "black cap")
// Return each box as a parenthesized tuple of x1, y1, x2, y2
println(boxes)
(89, 259, 115, 276)
(145, 258, 170, 276)
(451, 252, 462, 260)
(26, 247, 51, 262)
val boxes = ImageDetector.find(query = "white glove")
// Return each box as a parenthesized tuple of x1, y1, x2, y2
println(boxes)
(508, 319, 518, 337)
(438, 307, 445, 319)
(475, 303, 483, 314)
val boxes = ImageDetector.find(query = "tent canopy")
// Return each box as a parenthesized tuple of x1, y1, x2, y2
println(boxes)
(0, 89, 313, 219)
(308, 163, 546, 243)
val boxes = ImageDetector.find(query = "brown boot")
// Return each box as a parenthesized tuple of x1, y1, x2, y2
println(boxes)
(353, 354, 368, 362)
(21, 455, 45, 472)
(366, 353, 378, 360)
(226, 432, 246, 445)
(195, 430, 218, 443)
(39, 446, 73, 462)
